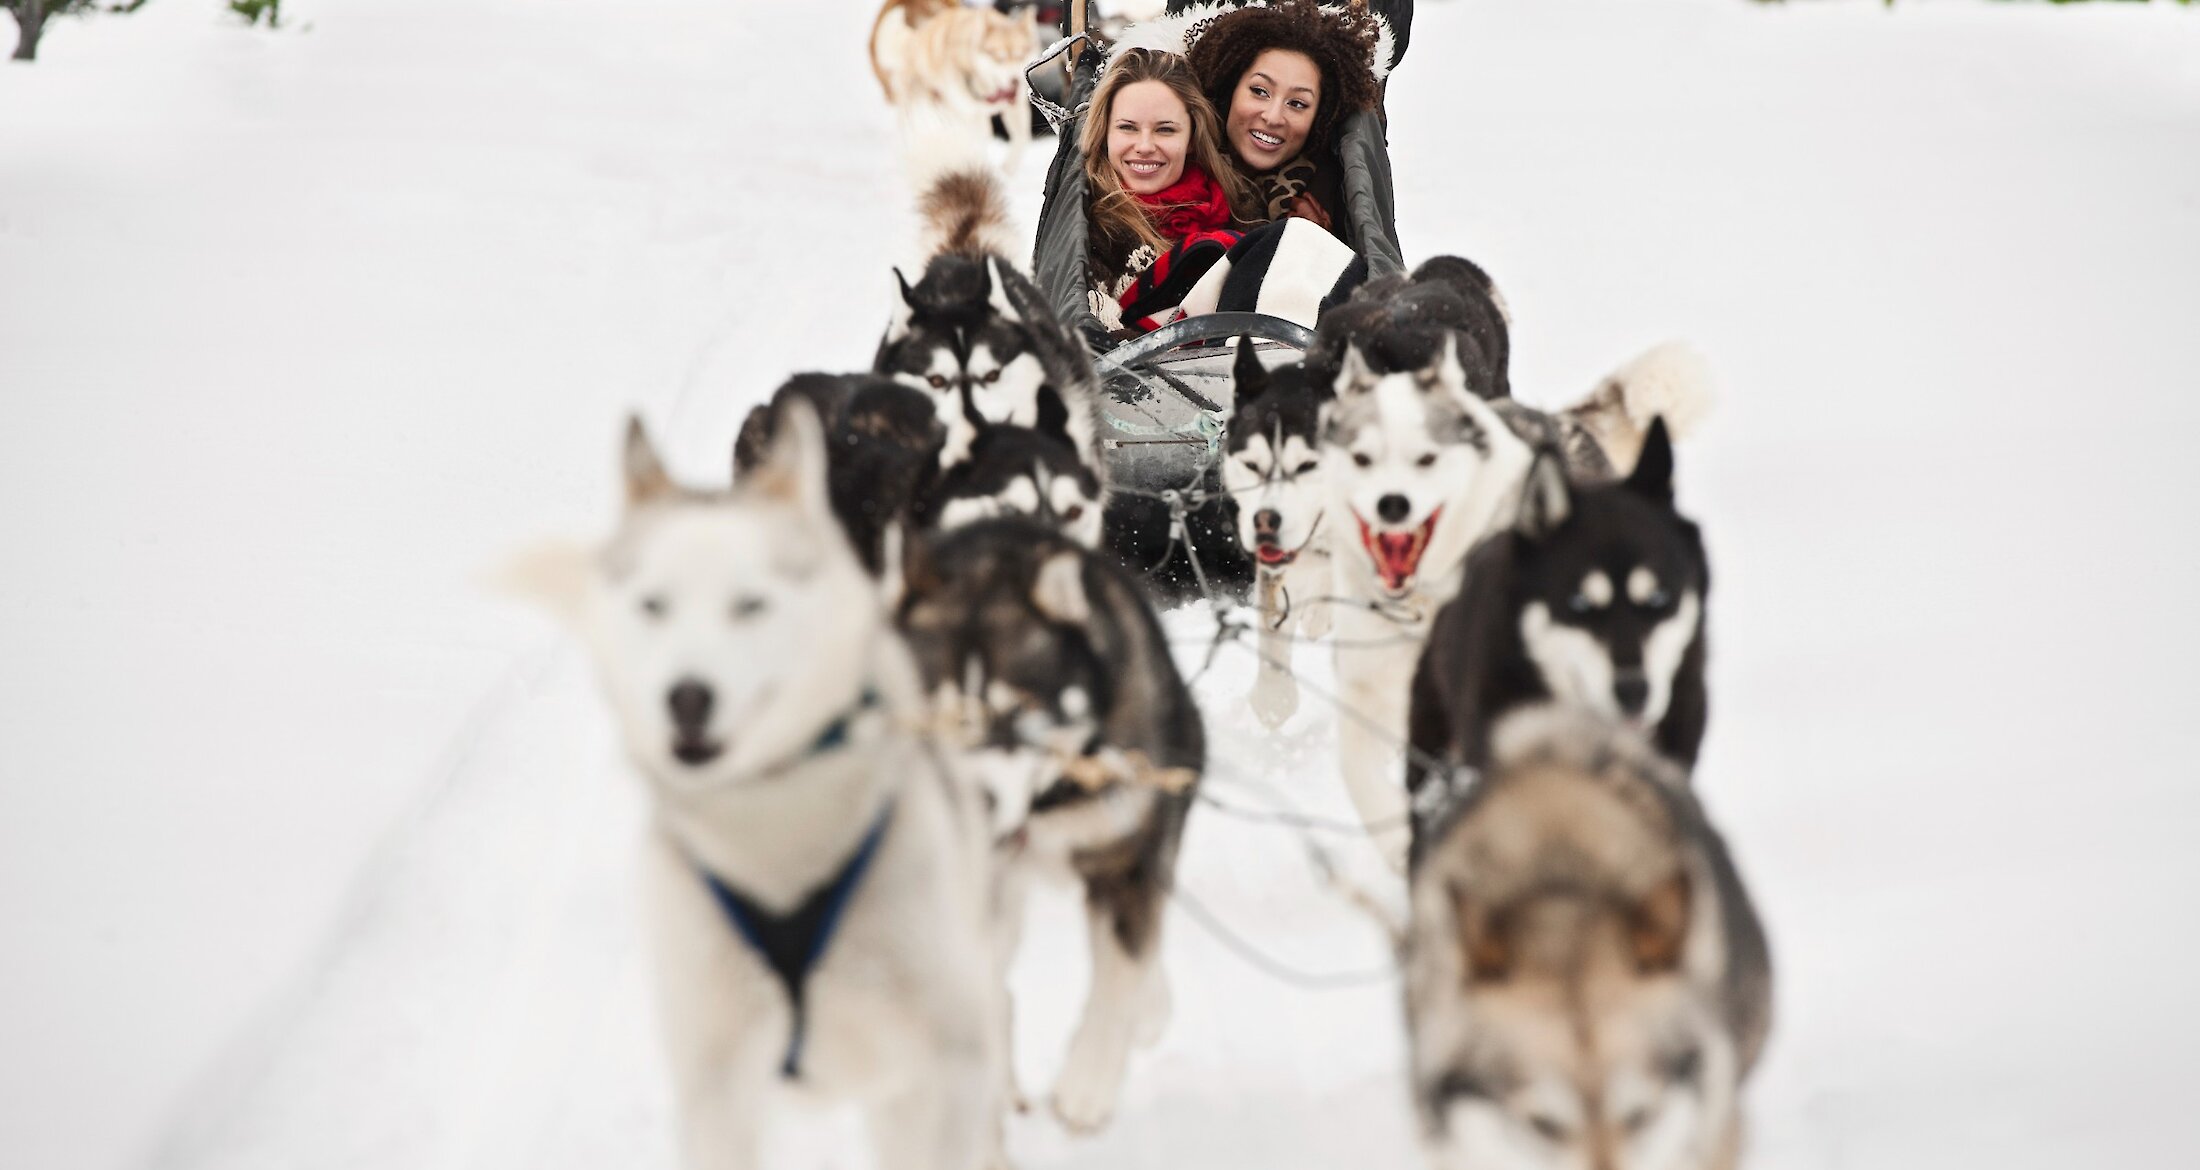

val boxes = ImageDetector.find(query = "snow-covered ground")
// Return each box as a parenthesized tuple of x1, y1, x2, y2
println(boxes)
(3, 1, 2197, 1167)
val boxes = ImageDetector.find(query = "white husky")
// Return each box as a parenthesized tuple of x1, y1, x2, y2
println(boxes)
(506, 406, 999, 1170)
(1324, 340, 1714, 867)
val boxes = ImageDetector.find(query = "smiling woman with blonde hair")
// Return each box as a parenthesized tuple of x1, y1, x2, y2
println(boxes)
(1080, 47, 1256, 332)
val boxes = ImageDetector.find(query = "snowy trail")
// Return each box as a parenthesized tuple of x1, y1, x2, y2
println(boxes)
(4, 1, 2199, 1168)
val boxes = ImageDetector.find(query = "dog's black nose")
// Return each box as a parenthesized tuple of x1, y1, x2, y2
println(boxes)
(667, 679, 715, 731)
(1253, 508, 1281, 538)
(1376, 494, 1411, 524)
(1614, 671, 1649, 716)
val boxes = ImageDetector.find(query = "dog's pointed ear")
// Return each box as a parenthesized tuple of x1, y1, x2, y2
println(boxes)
(1230, 334, 1269, 413)
(1625, 416, 1675, 503)
(490, 539, 593, 628)
(1030, 548, 1091, 625)
(1628, 870, 1692, 973)
(751, 399, 832, 522)
(1336, 343, 1375, 395)
(1450, 882, 1512, 983)
(1516, 449, 1572, 540)
(624, 415, 674, 506)
(986, 257, 1022, 323)
(885, 268, 918, 341)
(731, 403, 773, 482)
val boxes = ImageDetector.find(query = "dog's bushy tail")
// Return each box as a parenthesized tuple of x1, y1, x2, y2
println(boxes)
(916, 166, 1016, 258)
(1565, 341, 1718, 474)
(899, 106, 1016, 258)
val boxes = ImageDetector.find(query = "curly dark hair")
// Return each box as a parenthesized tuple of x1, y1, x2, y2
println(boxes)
(1184, 0, 1383, 164)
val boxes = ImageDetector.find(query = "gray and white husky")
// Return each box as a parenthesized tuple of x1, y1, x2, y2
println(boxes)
(1405, 704, 1772, 1170)
(894, 518, 1202, 1134)
(1219, 337, 1335, 727)
(1319, 260, 1715, 865)
(506, 407, 998, 1170)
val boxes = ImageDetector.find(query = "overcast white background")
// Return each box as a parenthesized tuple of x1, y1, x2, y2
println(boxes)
(3, 0, 2198, 1167)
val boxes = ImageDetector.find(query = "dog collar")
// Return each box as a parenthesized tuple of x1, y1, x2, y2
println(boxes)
(719, 687, 882, 786)
(805, 687, 880, 757)
(695, 801, 895, 1080)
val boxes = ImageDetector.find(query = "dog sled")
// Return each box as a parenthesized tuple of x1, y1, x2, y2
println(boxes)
(1023, 4, 1407, 500)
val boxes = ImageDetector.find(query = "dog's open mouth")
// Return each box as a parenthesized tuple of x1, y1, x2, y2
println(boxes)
(672, 738, 723, 767)
(978, 82, 1018, 105)
(1356, 508, 1440, 594)
(1253, 512, 1324, 568)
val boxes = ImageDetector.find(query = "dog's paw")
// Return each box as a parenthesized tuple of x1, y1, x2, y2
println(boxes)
(1050, 1041, 1127, 1133)
(1249, 669, 1299, 729)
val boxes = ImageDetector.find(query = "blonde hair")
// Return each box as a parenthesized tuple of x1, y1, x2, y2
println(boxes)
(1082, 48, 1254, 266)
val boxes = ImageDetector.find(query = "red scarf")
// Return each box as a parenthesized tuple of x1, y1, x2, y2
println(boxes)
(1114, 163, 1244, 334)
(1132, 162, 1235, 244)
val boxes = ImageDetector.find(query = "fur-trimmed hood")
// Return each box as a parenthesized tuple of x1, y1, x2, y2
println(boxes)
(1103, 2, 1398, 84)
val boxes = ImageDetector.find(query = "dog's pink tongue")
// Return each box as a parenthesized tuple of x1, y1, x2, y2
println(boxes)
(1375, 533, 1418, 590)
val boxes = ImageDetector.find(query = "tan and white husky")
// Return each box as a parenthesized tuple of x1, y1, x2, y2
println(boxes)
(872, 0, 1037, 172)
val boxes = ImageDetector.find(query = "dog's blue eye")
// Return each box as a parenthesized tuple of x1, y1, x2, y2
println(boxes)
(731, 596, 767, 620)
(640, 595, 668, 620)
(1643, 590, 1671, 609)
(1568, 593, 1594, 614)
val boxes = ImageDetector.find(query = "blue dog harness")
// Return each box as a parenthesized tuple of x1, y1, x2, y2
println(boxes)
(691, 689, 890, 1079)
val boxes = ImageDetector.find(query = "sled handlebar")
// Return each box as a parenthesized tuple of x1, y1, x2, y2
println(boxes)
(1094, 312, 1316, 378)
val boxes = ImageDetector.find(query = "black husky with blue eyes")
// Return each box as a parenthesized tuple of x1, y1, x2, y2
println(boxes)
(1405, 419, 1710, 826)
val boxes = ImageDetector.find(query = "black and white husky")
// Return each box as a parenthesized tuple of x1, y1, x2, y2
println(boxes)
(894, 518, 1202, 1134)
(875, 168, 1105, 477)
(1318, 259, 1715, 864)
(1405, 704, 1772, 1170)
(1219, 337, 1335, 727)
(1407, 420, 1710, 831)
(735, 374, 1102, 577)
(506, 407, 997, 1170)
(920, 423, 1105, 548)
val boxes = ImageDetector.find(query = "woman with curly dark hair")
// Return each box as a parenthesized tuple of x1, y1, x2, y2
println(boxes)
(1183, 0, 1391, 236)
